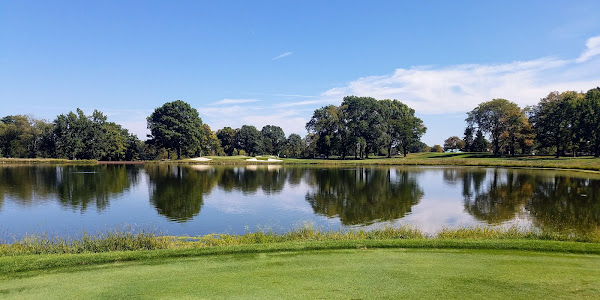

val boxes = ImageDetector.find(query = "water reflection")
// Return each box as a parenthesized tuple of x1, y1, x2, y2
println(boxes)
(458, 169, 533, 224)
(527, 176, 600, 235)
(0, 165, 137, 211)
(1, 165, 600, 237)
(305, 168, 424, 225)
(146, 165, 218, 222)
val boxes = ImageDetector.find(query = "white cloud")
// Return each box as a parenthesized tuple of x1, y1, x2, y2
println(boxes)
(212, 98, 260, 105)
(576, 35, 600, 63)
(275, 100, 331, 108)
(318, 49, 600, 114)
(272, 51, 293, 61)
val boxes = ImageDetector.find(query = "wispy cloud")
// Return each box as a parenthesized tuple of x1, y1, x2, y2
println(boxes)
(212, 98, 261, 105)
(272, 51, 293, 61)
(276, 100, 332, 108)
(576, 35, 600, 63)
(319, 35, 600, 115)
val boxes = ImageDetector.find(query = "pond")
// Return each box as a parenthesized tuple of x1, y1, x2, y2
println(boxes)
(0, 164, 599, 240)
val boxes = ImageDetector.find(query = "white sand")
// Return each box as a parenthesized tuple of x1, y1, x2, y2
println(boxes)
(189, 157, 213, 161)
(245, 157, 283, 162)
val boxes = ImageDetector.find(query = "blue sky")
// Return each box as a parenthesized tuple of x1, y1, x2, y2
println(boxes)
(2, 1, 600, 146)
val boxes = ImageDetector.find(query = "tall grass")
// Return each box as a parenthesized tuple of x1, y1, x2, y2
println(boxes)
(2, 224, 598, 256)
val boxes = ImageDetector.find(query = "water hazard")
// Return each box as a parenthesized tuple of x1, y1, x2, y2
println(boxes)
(0, 164, 599, 239)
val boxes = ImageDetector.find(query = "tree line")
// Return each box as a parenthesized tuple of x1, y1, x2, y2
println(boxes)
(2, 87, 599, 160)
(442, 86, 600, 157)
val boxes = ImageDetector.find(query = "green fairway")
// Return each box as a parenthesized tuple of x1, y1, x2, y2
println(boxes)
(1, 247, 599, 299)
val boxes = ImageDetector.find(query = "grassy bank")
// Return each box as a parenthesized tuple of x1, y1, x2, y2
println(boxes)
(3, 153, 600, 172)
(173, 153, 600, 172)
(0, 158, 97, 165)
(3, 226, 600, 257)
(1, 241, 599, 299)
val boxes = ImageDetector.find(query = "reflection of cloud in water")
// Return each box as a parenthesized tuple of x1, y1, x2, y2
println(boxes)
(398, 196, 533, 234)
(207, 181, 313, 214)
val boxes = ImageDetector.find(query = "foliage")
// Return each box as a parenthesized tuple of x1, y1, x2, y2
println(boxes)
(261, 125, 286, 156)
(235, 125, 263, 156)
(443, 136, 465, 151)
(466, 98, 529, 155)
(305, 97, 425, 159)
(147, 100, 205, 159)
(216, 127, 237, 156)
(431, 144, 443, 152)
(284, 133, 304, 158)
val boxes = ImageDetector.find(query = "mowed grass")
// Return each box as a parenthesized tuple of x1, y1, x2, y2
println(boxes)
(172, 153, 600, 172)
(1, 246, 599, 299)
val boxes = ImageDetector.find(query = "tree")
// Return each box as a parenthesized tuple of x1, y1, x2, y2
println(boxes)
(216, 127, 237, 156)
(466, 98, 523, 155)
(472, 130, 489, 152)
(261, 125, 286, 156)
(147, 100, 205, 159)
(463, 127, 474, 152)
(285, 133, 304, 158)
(443, 136, 465, 151)
(529, 91, 583, 157)
(431, 145, 443, 152)
(341, 96, 382, 159)
(306, 105, 341, 158)
(379, 99, 420, 158)
(579, 87, 600, 157)
(199, 123, 222, 156)
(235, 125, 263, 156)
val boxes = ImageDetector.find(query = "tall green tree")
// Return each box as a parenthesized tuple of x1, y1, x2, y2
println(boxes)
(443, 136, 465, 151)
(235, 125, 263, 156)
(261, 125, 286, 156)
(306, 105, 341, 158)
(580, 87, 600, 157)
(284, 133, 304, 158)
(341, 96, 382, 159)
(216, 127, 237, 156)
(529, 91, 582, 157)
(147, 100, 204, 159)
(466, 99, 523, 155)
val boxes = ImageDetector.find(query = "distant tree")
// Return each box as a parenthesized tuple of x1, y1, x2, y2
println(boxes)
(147, 100, 204, 159)
(306, 105, 341, 159)
(466, 98, 523, 155)
(431, 144, 443, 152)
(379, 99, 421, 158)
(285, 133, 304, 158)
(341, 96, 382, 159)
(216, 127, 237, 156)
(580, 87, 600, 157)
(199, 123, 222, 156)
(529, 91, 582, 157)
(235, 125, 263, 156)
(443, 136, 465, 151)
(463, 127, 474, 152)
(472, 130, 489, 152)
(407, 141, 429, 153)
(261, 125, 286, 156)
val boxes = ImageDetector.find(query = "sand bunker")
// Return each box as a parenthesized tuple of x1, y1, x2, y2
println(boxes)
(245, 158, 283, 162)
(189, 157, 213, 161)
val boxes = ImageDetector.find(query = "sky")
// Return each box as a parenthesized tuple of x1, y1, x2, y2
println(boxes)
(2, 0, 600, 146)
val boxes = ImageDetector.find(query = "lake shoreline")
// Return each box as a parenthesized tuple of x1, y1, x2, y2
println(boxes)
(2, 153, 600, 172)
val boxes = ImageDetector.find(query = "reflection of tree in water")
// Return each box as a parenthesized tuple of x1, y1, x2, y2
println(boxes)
(0, 165, 138, 212)
(305, 168, 424, 225)
(0, 166, 58, 206)
(146, 165, 219, 222)
(56, 165, 138, 211)
(527, 176, 600, 236)
(460, 169, 533, 224)
(216, 166, 286, 195)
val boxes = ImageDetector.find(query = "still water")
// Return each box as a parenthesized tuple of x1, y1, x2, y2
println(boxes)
(0, 164, 599, 239)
